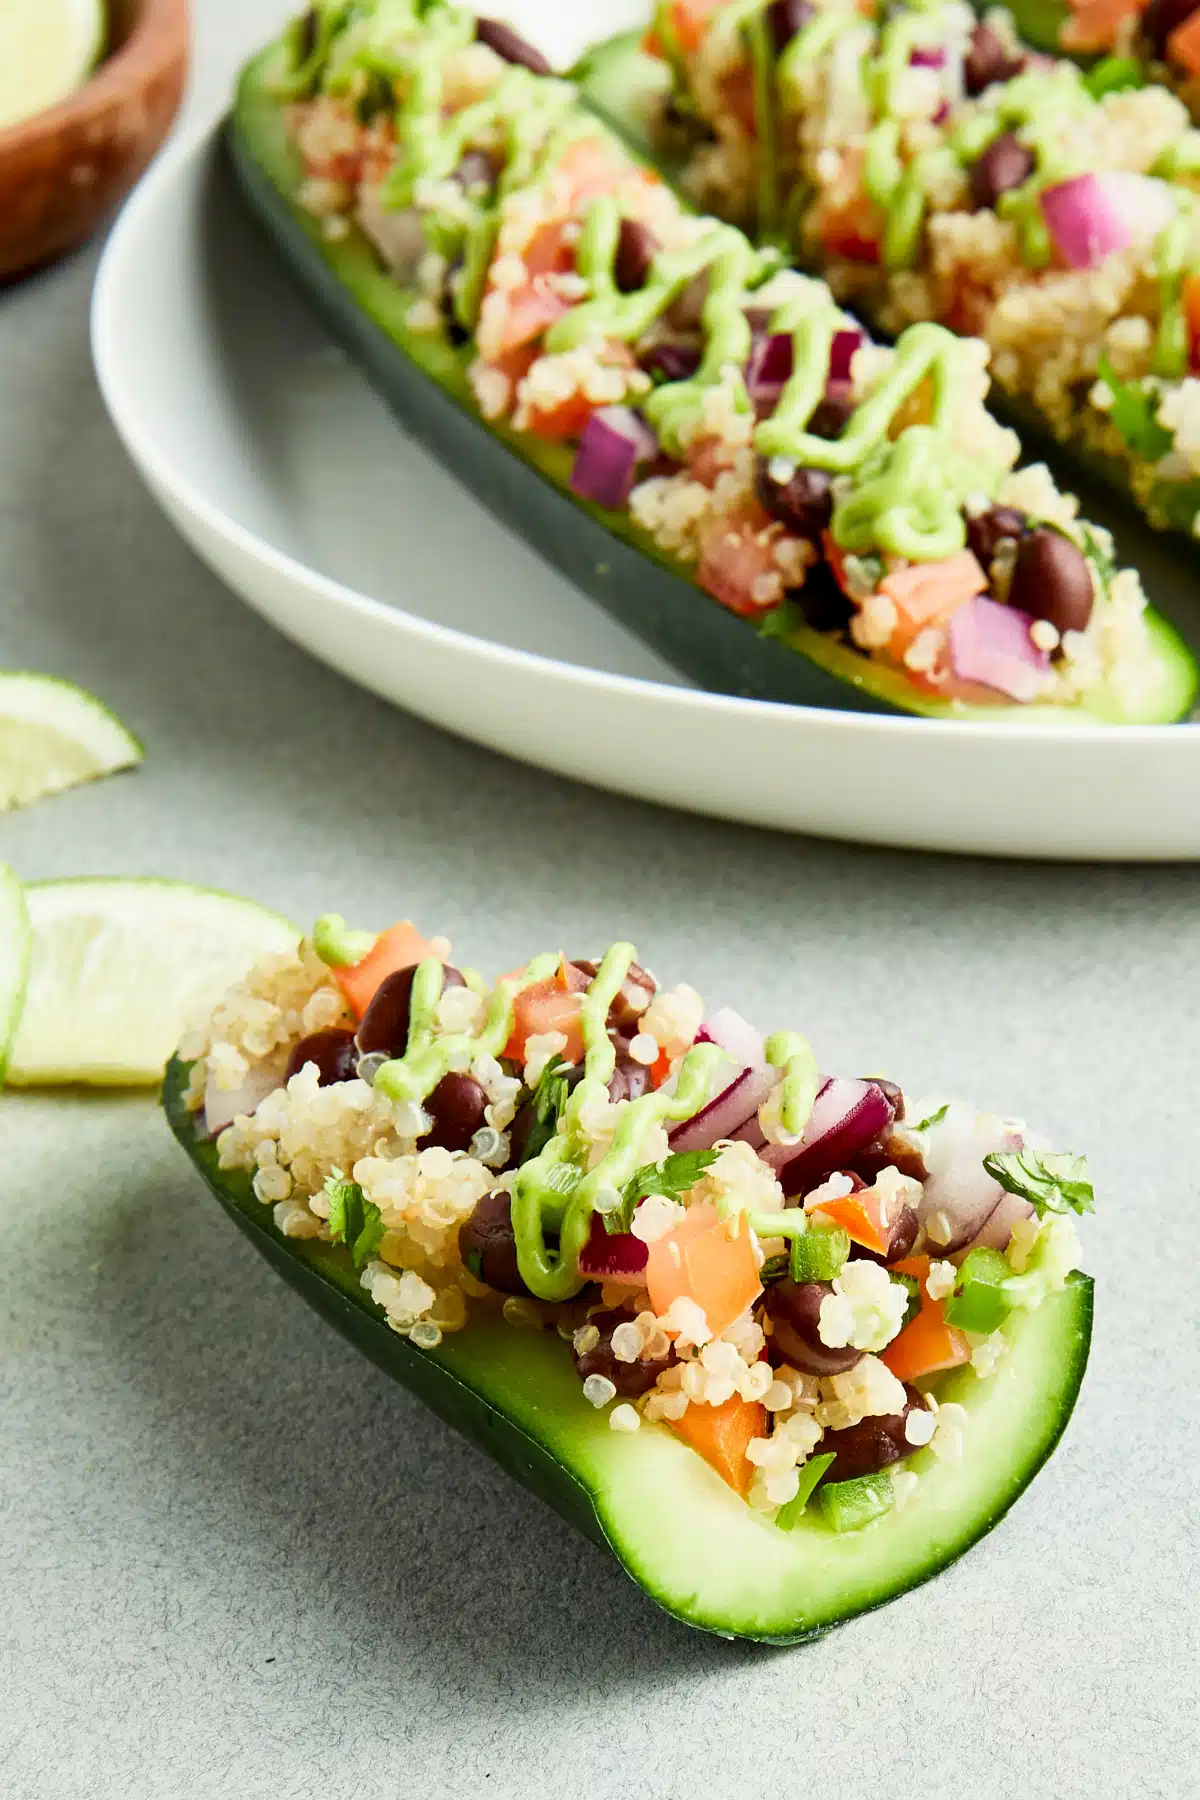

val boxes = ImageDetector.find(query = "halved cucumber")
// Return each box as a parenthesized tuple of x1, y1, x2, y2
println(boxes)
(0, 865, 31, 1087)
(8, 878, 298, 1086)
(164, 1056, 1093, 1642)
(0, 671, 141, 813)
(230, 43, 1196, 723)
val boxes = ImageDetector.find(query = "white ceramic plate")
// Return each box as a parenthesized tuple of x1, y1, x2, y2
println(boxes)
(91, 12, 1200, 858)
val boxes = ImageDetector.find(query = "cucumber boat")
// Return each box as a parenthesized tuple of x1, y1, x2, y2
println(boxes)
(226, 2, 1195, 721)
(166, 910, 1095, 1640)
(580, 0, 1200, 577)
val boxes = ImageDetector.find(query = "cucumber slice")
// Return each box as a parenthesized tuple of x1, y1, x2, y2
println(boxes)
(0, 0, 107, 131)
(231, 44, 1196, 724)
(0, 672, 141, 813)
(164, 1057, 1093, 1641)
(0, 866, 31, 1087)
(7, 879, 298, 1087)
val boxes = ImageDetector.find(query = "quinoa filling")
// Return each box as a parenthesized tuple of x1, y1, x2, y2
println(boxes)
(640, 0, 1200, 541)
(275, 0, 1162, 711)
(181, 917, 1092, 1530)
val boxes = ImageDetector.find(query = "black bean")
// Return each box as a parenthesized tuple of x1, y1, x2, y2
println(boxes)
(791, 564, 854, 634)
(1008, 526, 1095, 636)
(284, 1026, 359, 1087)
(754, 454, 834, 541)
(1143, 0, 1200, 58)
(963, 22, 1024, 95)
(764, 1279, 863, 1376)
(768, 0, 814, 52)
(638, 340, 702, 383)
(474, 16, 553, 75)
(355, 963, 466, 1060)
(807, 379, 855, 440)
(507, 1043, 649, 1163)
(820, 1386, 927, 1482)
(614, 218, 659, 293)
(458, 1189, 535, 1294)
(573, 1308, 674, 1399)
(970, 132, 1035, 210)
(966, 504, 1028, 571)
(848, 1204, 920, 1268)
(422, 1072, 489, 1154)
(569, 958, 657, 1037)
(668, 271, 709, 333)
(607, 1047, 655, 1104)
(848, 1130, 929, 1188)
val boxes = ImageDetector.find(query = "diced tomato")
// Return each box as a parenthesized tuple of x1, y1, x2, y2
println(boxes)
(503, 957, 589, 1065)
(646, 1205, 764, 1342)
(642, 25, 665, 57)
(649, 1046, 674, 1089)
(816, 150, 882, 264)
(880, 549, 987, 649)
(523, 390, 597, 441)
(670, 1392, 765, 1496)
(697, 502, 783, 618)
(1184, 273, 1200, 373)
(687, 438, 730, 488)
(333, 922, 444, 1019)
(1062, 0, 1145, 54)
(555, 136, 636, 206)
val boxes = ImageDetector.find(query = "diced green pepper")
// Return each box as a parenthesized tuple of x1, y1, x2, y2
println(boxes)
(775, 1451, 837, 1531)
(789, 1224, 850, 1283)
(944, 1246, 1014, 1334)
(818, 1471, 895, 1533)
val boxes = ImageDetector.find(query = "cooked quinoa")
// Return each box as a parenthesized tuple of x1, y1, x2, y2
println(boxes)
(180, 915, 1090, 1526)
(272, 0, 1176, 716)
(642, 0, 1200, 539)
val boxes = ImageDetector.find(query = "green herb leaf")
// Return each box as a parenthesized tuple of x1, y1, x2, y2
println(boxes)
(519, 1053, 571, 1165)
(1080, 523, 1115, 600)
(759, 1252, 791, 1284)
(982, 1148, 1095, 1219)
(1084, 56, 1144, 100)
(606, 1148, 720, 1234)
(326, 1173, 385, 1268)
(913, 1102, 949, 1133)
(893, 1271, 922, 1332)
(1096, 355, 1173, 461)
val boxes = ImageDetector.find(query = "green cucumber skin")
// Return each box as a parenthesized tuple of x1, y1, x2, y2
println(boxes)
(230, 46, 1196, 724)
(165, 1056, 1094, 1643)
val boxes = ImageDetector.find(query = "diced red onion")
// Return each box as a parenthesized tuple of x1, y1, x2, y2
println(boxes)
(578, 1212, 649, 1281)
(640, 341, 702, 383)
(948, 595, 1050, 702)
(761, 1077, 896, 1197)
(933, 100, 951, 124)
(828, 328, 863, 383)
(967, 1190, 1034, 1253)
(917, 1104, 1024, 1253)
(746, 331, 794, 411)
(203, 1063, 284, 1137)
(669, 1063, 781, 1153)
(569, 407, 658, 510)
(910, 44, 946, 66)
(697, 1007, 766, 1069)
(355, 190, 427, 277)
(1040, 172, 1177, 272)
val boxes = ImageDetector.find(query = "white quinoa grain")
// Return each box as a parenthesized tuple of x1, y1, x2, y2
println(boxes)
(608, 1403, 641, 1433)
(582, 1373, 618, 1409)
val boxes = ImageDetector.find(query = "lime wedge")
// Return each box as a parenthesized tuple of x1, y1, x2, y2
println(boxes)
(0, 0, 107, 131)
(0, 672, 141, 813)
(6, 878, 298, 1086)
(0, 866, 31, 1086)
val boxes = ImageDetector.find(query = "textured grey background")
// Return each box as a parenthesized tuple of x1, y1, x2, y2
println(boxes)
(2, 4, 1198, 1797)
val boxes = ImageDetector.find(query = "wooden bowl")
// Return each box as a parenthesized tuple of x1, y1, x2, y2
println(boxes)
(0, 0, 189, 281)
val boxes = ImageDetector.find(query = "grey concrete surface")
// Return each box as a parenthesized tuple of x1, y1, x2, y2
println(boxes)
(1, 5, 1196, 1797)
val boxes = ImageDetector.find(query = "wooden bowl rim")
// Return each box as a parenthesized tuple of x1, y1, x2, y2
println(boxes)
(0, 0, 189, 156)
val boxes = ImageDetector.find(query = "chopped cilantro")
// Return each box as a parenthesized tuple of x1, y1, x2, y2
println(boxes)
(325, 1173, 385, 1268)
(893, 1271, 922, 1332)
(1080, 523, 1115, 600)
(1096, 355, 1173, 462)
(759, 1252, 791, 1284)
(913, 1103, 949, 1133)
(757, 595, 805, 643)
(605, 1148, 720, 1234)
(1084, 56, 1144, 100)
(519, 1054, 571, 1165)
(982, 1148, 1095, 1219)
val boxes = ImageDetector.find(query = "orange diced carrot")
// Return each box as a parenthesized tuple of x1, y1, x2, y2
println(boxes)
(881, 1259, 970, 1383)
(670, 1392, 765, 1496)
(642, 25, 664, 56)
(1169, 8, 1200, 69)
(649, 1046, 674, 1088)
(646, 1205, 763, 1341)
(1061, 0, 1145, 53)
(670, 0, 728, 55)
(332, 922, 443, 1019)
(805, 1187, 891, 1258)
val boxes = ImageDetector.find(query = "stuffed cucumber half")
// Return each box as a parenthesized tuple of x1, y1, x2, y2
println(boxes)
(167, 912, 1094, 1642)
(586, 0, 1200, 566)
(226, 1, 1194, 721)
